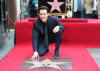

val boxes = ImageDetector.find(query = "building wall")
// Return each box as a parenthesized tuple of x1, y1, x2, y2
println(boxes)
(6, 0, 16, 23)
(6, 0, 16, 29)
(5, 0, 20, 29)
(0, 0, 1, 22)
(16, 0, 20, 19)
(98, 0, 100, 19)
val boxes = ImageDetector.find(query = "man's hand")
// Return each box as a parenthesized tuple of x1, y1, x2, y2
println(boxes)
(53, 26, 60, 33)
(32, 51, 39, 61)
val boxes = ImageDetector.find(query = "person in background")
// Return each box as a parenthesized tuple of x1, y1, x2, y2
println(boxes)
(32, 0, 38, 9)
(81, 0, 94, 19)
(32, 6, 64, 60)
(92, 0, 98, 19)
(97, 0, 98, 8)
(66, 0, 71, 7)
(71, 0, 82, 18)
(27, 0, 38, 18)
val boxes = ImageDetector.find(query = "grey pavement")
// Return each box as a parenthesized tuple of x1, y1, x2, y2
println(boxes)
(0, 30, 14, 60)
(88, 48, 100, 68)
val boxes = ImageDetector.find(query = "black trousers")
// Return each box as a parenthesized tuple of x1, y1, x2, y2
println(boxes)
(38, 29, 63, 56)
(72, 11, 81, 18)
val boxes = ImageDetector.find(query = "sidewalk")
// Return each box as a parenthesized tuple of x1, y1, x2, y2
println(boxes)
(0, 29, 15, 60)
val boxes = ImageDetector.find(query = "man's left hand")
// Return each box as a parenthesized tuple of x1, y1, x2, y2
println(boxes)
(53, 26, 60, 33)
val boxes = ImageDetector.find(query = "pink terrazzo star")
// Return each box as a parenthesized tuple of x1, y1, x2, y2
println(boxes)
(47, 0, 64, 12)
(24, 58, 68, 69)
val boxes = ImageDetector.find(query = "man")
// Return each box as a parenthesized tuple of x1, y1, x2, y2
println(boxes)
(32, 6, 64, 59)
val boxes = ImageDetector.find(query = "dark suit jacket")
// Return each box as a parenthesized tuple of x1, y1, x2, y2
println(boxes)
(32, 15, 64, 51)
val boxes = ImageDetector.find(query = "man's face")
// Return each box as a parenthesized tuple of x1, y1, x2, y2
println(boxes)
(39, 9, 48, 23)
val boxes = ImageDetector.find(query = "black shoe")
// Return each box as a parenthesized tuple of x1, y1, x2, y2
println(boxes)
(54, 51, 59, 58)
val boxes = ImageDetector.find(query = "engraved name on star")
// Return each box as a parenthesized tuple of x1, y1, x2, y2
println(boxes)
(47, 0, 64, 12)
(24, 58, 68, 69)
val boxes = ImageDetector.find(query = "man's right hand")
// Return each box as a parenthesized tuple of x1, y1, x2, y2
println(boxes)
(32, 51, 39, 61)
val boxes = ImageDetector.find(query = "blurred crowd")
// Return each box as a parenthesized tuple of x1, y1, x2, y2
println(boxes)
(68, 0, 98, 19)
(27, 0, 98, 19)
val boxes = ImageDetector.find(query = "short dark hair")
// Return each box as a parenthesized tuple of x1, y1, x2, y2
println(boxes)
(38, 6, 49, 13)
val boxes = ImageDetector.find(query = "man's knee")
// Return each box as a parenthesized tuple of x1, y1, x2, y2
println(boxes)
(38, 48, 48, 56)
(57, 29, 63, 38)
(38, 50, 45, 56)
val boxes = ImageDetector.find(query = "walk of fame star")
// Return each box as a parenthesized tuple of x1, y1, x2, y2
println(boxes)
(47, 0, 64, 12)
(21, 58, 72, 69)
